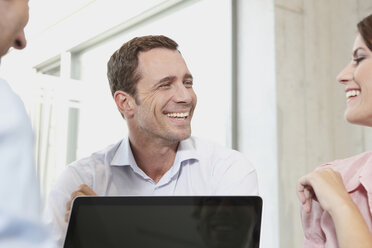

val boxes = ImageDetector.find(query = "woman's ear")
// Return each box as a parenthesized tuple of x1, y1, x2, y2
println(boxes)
(114, 90, 136, 118)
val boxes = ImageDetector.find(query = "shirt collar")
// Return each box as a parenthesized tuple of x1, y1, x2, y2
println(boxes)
(359, 154, 372, 194)
(324, 151, 372, 193)
(110, 136, 200, 168)
(176, 137, 200, 162)
(110, 136, 200, 184)
(110, 137, 136, 167)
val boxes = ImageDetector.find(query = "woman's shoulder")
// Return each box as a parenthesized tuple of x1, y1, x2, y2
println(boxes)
(318, 151, 372, 170)
(316, 151, 372, 192)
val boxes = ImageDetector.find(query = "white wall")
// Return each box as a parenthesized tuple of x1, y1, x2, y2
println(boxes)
(235, 1, 278, 247)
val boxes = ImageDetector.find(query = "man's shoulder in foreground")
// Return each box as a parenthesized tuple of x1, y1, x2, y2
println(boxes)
(0, 78, 55, 248)
(0, 77, 31, 131)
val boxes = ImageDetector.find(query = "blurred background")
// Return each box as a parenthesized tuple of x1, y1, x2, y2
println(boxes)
(1, 0, 372, 247)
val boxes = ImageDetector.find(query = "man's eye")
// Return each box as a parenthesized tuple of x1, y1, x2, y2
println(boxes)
(160, 83, 171, 88)
(184, 81, 193, 87)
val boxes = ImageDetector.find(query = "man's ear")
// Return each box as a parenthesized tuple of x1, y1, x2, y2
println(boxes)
(114, 90, 136, 118)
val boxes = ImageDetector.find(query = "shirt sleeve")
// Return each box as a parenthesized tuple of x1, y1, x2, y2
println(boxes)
(44, 164, 90, 248)
(0, 78, 54, 247)
(301, 200, 326, 247)
(212, 149, 259, 195)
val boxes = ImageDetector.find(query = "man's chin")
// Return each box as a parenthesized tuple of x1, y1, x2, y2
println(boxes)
(180, 134, 191, 141)
(166, 131, 191, 144)
(178, 130, 192, 140)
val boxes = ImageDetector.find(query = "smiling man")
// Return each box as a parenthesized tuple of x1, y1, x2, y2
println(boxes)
(46, 35, 258, 246)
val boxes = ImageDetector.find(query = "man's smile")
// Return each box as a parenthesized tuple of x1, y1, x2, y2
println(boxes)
(166, 112, 190, 119)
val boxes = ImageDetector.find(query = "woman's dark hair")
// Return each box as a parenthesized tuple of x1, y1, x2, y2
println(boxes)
(358, 14, 372, 51)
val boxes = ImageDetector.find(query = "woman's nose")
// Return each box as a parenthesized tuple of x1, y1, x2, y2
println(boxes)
(336, 62, 353, 85)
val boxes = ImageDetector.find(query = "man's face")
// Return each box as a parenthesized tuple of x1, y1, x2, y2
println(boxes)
(130, 47, 197, 145)
(0, 0, 29, 57)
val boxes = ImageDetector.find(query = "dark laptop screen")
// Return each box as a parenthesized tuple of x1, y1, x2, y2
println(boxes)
(64, 196, 262, 248)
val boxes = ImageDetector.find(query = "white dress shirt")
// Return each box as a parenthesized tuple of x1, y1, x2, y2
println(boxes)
(0, 78, 53, 248)
(46, 136, 258, 247)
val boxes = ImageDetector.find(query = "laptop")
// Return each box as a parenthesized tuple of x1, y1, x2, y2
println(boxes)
(64, 196, 263, 248)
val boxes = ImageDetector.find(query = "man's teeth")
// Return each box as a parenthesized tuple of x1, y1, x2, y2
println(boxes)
(167, 112, 189, 118)
(346, 90, 361, 98)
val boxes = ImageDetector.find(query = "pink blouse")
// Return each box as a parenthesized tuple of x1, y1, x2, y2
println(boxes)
(301, 151, 372, 247)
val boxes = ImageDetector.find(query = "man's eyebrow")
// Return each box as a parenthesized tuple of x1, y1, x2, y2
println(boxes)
(158, 76, 176, 83)
(154, 74, 193, 88)
(183, 73, 193, 80)
(153, 76, 176, 88)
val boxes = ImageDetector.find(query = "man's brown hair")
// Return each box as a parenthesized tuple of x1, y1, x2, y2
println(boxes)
(107, 35, 179, 100)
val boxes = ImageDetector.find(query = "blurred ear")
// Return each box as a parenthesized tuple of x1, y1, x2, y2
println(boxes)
(114, 90, 136, 119)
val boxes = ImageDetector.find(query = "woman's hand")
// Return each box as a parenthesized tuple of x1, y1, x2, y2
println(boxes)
(297, 168, 352, 215)
(297, 168, 372, 248)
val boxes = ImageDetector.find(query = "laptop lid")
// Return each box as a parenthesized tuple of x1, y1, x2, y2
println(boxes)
(64, 196, 263, 248)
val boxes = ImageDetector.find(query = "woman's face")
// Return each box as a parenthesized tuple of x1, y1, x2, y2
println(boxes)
(337, 34, 372, 126)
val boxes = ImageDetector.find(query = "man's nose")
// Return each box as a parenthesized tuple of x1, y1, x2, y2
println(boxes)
(174, 83, 193, 103)
(13, 30, 27, 50)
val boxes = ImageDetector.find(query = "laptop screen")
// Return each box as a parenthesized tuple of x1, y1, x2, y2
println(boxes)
(64, 196, 262, 248)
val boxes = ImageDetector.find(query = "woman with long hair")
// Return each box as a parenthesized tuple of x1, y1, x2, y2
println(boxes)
(297, 14, 372, 248)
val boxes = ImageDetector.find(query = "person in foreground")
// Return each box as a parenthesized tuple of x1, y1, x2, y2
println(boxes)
(0, 0, 52, 247)
(46, 35, 259, 246)
(297, 14, 372, 248)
